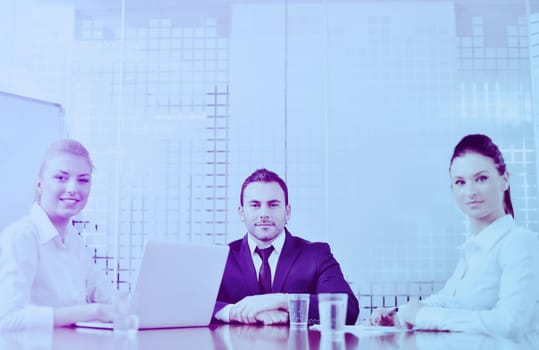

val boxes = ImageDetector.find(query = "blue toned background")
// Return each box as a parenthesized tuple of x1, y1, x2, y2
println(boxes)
(1, 0, 538, 317)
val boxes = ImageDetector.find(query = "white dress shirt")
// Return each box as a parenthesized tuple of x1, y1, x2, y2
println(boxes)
(414, 215, 539, 337)
(247, 231, 286, 284)
(215, 231, 286, 322)
(0, 203, 113, 331)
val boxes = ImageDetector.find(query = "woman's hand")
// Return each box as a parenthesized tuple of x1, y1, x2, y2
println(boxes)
(94, 303, 114, 322)
(365, 307, 400, 327)
(53, 303, 114, 327)
(397, 300, 423, 328)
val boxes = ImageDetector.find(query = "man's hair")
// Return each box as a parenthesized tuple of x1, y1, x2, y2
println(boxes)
(240, 168, 288, 206)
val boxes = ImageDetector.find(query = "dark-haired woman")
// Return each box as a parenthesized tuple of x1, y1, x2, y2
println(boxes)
(369, 134, 539, 338)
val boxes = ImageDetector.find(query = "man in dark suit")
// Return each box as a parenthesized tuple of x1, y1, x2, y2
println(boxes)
(213, 168, 359, 325)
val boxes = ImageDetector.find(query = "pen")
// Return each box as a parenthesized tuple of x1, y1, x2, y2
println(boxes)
(388, 307, 399, 315)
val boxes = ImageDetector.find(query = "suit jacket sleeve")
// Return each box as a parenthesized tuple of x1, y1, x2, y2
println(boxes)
(310, 242, 359, 325)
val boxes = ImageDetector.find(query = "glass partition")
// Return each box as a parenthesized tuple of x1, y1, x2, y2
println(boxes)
(1, 1, 536, 299)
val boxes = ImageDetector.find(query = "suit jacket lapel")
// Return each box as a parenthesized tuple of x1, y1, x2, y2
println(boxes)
(272, 229, 301, 292)
(235, 235, 260, 295)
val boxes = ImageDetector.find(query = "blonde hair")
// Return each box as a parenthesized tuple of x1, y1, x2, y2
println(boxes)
(35, 139, 94, 203)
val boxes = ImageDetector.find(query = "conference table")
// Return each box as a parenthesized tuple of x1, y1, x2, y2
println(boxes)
(1, 324, 537, 350)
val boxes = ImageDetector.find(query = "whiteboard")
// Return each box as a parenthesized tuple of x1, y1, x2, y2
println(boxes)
(0, 91, 65, 230)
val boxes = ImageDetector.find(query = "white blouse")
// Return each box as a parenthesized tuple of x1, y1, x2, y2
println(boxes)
(415, 215, 539, 337)
(0, 203, 112, 331)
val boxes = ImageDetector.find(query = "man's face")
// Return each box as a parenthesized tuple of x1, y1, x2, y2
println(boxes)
(239, 181, 291, 245)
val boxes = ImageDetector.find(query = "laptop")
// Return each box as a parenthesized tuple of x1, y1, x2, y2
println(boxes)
(76, 240, 229, 329)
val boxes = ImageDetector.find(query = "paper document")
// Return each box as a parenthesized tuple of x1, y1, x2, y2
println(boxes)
(310, 324, 411, 335)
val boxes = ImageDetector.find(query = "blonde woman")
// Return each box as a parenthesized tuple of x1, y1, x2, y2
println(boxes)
(0, 139, 113, 331)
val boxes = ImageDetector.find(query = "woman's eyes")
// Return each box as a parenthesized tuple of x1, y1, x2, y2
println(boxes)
(54, 175, 67, 181)
(454, 176, 489, 186)
(477, 175, 488, 182)
(53, 175, 90, 184)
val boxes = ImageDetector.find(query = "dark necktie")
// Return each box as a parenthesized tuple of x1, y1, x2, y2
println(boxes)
(255, 246, 274, 294)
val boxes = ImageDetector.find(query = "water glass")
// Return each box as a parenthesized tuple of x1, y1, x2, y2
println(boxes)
(288, 328, 309, 350)
(318, 293, 348, 335)
(288, 293, 310, 328)
(113, 291, 139, 336)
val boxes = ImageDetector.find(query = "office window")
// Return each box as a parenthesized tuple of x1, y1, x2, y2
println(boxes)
(1, 0, 536, 295)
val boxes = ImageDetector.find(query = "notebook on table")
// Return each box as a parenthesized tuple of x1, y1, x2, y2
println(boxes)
(76, 240, 229, 330)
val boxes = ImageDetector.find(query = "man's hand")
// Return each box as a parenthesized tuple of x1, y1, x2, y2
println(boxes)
(256, 310, 289, 325)
(229, 293, 288, 324)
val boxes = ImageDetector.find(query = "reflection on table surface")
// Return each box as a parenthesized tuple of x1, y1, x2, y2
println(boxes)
(0, 325, 537, 350)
